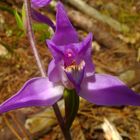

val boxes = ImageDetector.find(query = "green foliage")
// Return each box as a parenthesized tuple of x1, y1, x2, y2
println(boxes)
(33, 23, 51, 41)
(0, 5, 14, 15)
(0, 3, 51, 41)
(22, 4, 26, 27)
(14, 9, 24, 30)
(14, 4, 51, 41)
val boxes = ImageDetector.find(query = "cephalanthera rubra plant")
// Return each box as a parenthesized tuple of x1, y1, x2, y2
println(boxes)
(1, 0, 140, 139)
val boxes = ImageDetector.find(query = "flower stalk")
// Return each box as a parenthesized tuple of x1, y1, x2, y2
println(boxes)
(24, 0, 71, 139)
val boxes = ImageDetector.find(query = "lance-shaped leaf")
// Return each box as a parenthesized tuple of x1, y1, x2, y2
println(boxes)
(14, 9, 24, 30)
(0, 77, 64, 113)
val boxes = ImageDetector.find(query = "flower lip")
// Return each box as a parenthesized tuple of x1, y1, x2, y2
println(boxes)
(64, 61, 85, 89)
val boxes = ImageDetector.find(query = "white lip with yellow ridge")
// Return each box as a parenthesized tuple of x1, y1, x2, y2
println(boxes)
(64, 61, 85, 88)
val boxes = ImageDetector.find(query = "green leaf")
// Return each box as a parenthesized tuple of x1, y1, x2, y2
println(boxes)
(22, 4, 26, 30)
(14, 9, 23, 30)
(32, 23, 49, 31)
(64, 89, 79, 129)
(33, 23, 51, 40)
(0, 5, 14, 15)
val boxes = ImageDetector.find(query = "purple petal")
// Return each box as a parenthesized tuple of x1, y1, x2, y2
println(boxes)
(78, 33, 92, 54)
(0, 78, 64, 113)
(47, 40, 77, 64)
(48, 59, 62, 82)
(32, 0, 52, 8)
(47, 60, 74, 89)
(78, 74, 140, 106)
(47, 33, 94, 71)
(51, 2, 79, 45)
(47, 40, 64, 61)
(31, 9, 55, 31)
(77, 33, 94, 75)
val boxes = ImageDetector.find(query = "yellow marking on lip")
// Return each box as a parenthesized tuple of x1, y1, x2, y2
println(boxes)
(65, 61, 85, 73)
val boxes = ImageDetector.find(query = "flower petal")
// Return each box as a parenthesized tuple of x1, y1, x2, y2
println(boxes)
(46, 40, 64, 61)
(32, 0, 52, 8)
(78, 33, 92, 54)
(31, 9, 55, 31)
(52, 2, 79, 45)
(0, 77, 64, 113)
(47, 59, 72, 88)
(48, 59, 62, 82)
(77, 33, 94, 75)
(78, 74, 140, 106)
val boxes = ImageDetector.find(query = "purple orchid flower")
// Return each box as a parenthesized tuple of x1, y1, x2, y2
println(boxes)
(1, 2, 140, 114)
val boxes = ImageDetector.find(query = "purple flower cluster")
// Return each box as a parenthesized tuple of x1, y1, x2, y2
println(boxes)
(1, 0, 140, 114)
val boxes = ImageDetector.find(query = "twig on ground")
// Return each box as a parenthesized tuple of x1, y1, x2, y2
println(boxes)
(66, 0, 129, 33)
(3, 115, 23, 140)
(51, 1, 127, 49)
(102, 118, 122, 140)
(9, 112, 30, 140)
(67, 9, 127, 49)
